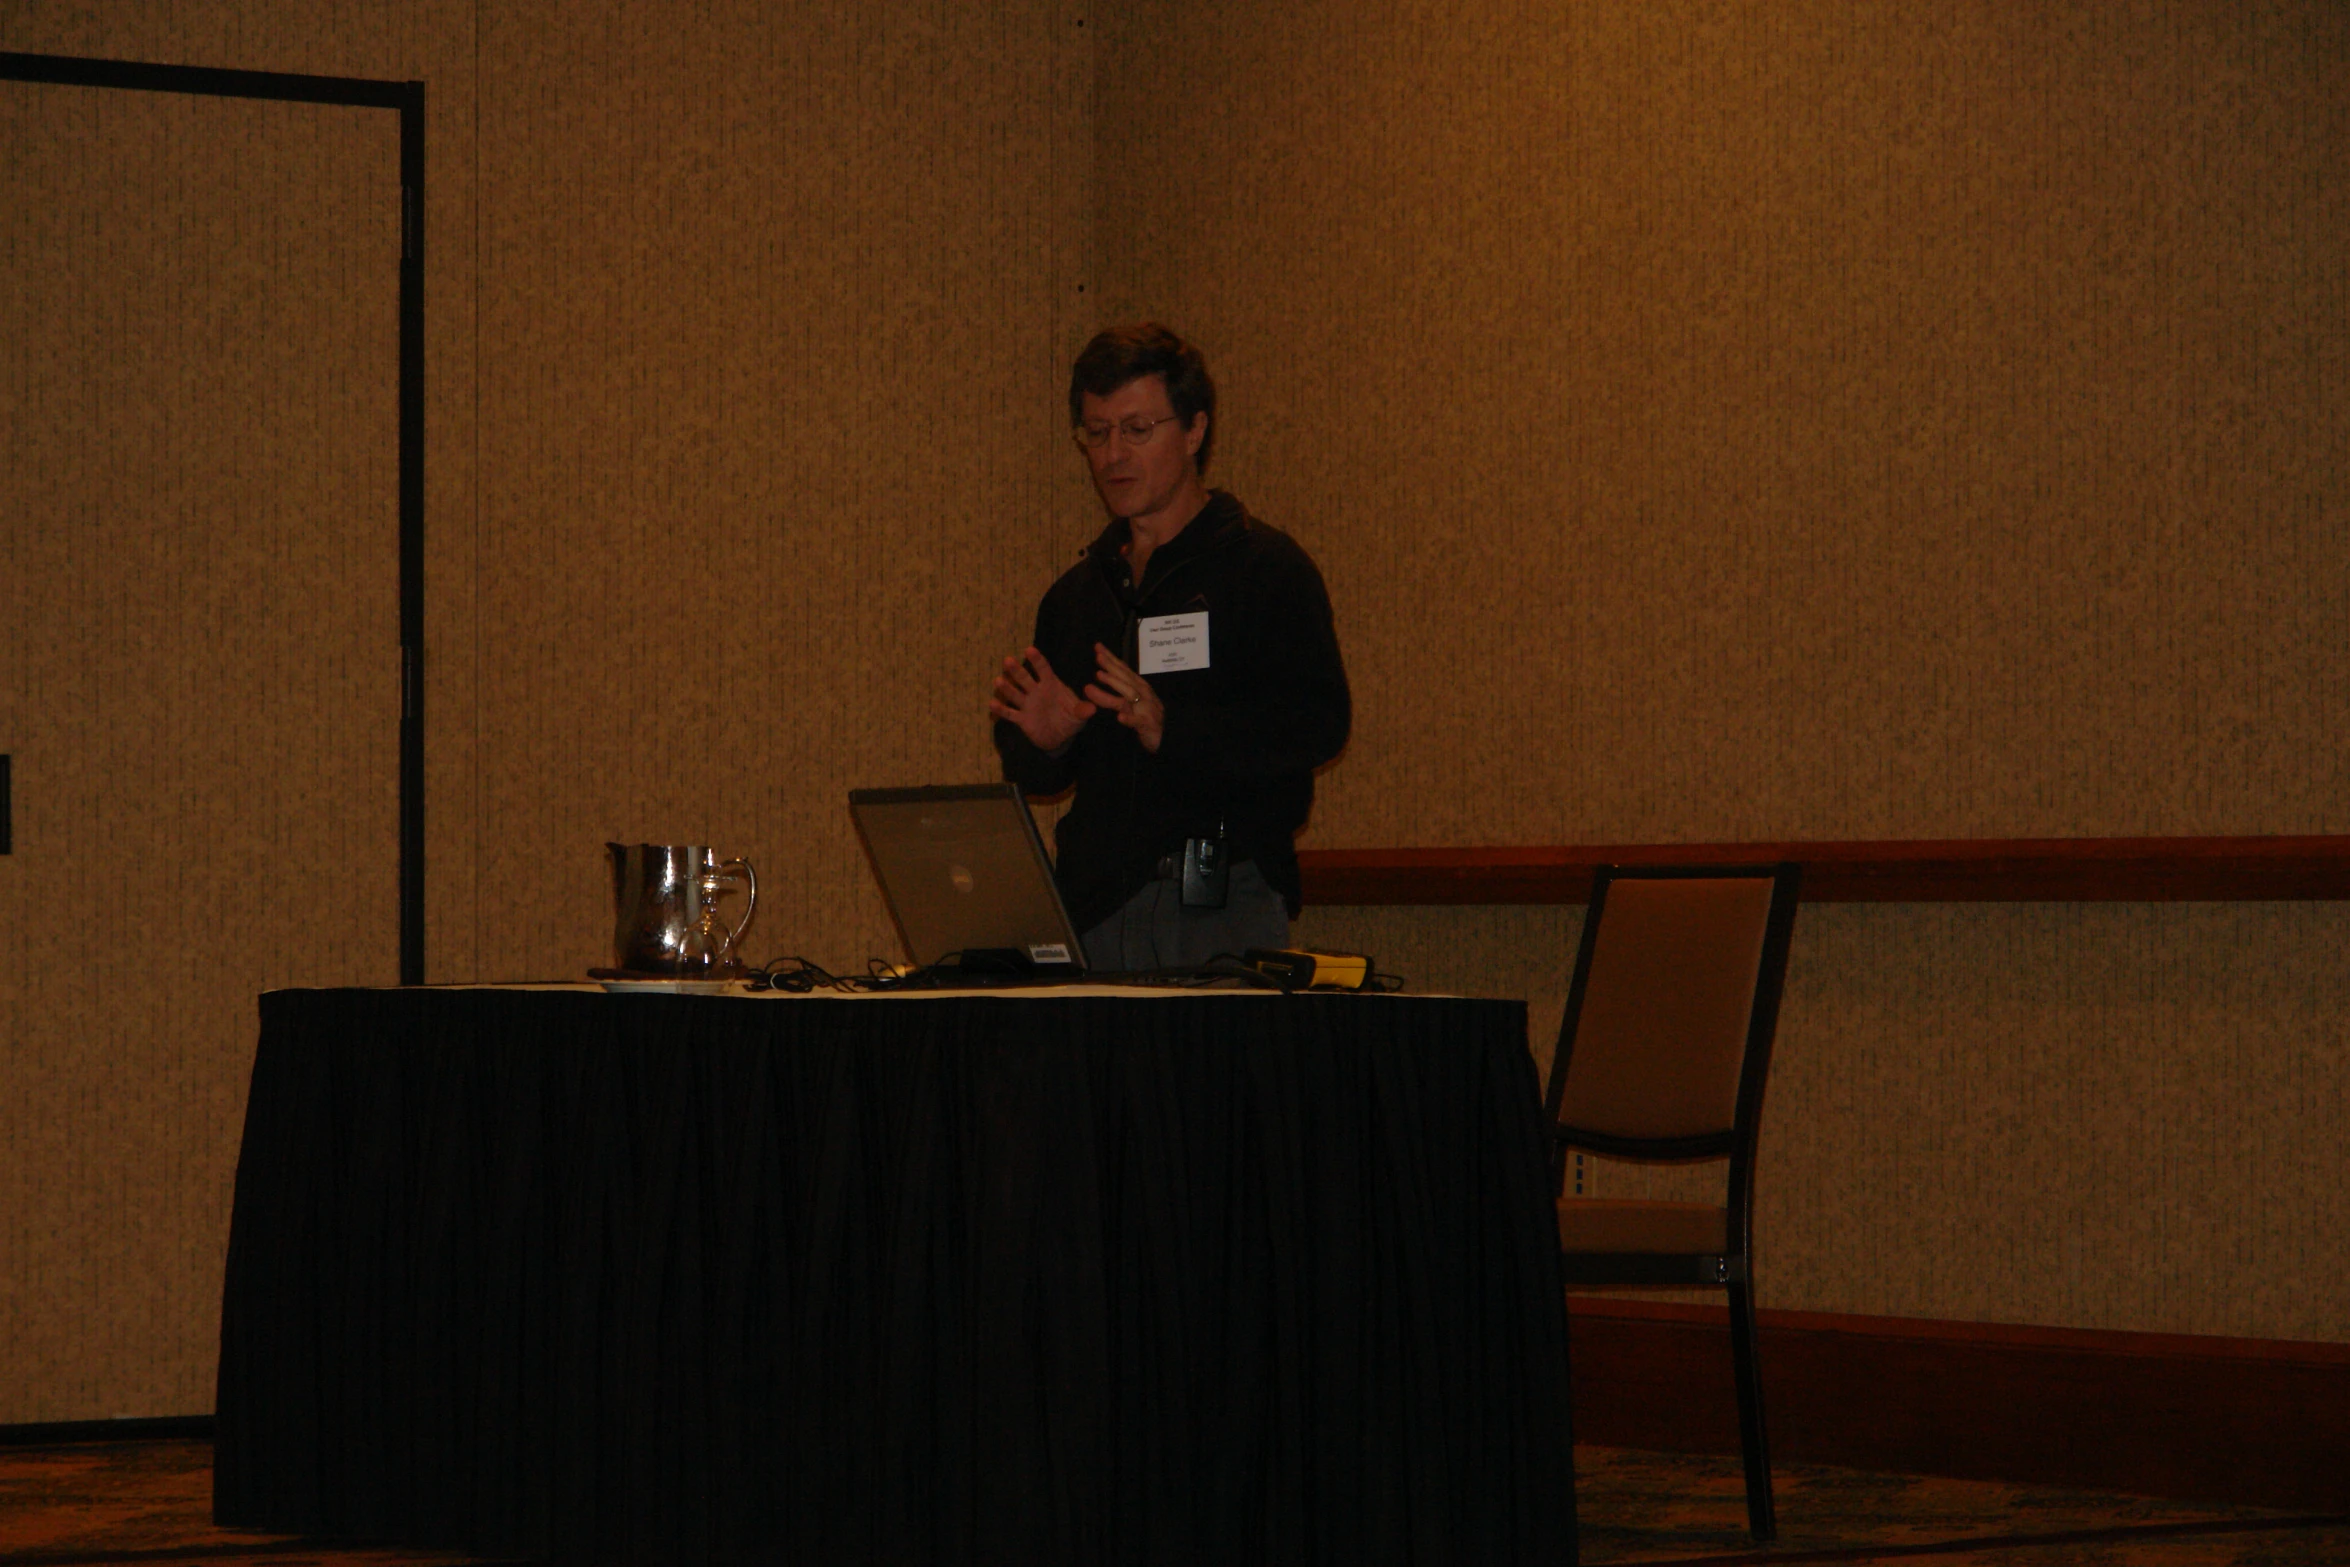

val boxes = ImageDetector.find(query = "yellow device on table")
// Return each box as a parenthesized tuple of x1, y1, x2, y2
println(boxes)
(1243, 947, 1374, 991)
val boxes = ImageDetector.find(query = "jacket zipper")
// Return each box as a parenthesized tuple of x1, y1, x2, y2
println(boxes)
(1090, 512, 1246, 864)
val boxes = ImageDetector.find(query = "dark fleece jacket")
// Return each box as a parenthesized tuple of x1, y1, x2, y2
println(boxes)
(994, 489, 1351, 932)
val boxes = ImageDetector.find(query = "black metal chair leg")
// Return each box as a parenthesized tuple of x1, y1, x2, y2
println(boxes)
(1726, 1280, 1775, 1541)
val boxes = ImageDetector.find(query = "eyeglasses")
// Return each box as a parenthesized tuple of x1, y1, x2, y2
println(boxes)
(1074, 414, 1181, 449)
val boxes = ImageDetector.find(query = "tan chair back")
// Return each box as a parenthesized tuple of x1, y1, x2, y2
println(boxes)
(1556, 875, 1775, 1141)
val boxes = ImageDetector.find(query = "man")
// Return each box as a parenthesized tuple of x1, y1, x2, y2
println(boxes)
(989, 323, 1351, 971)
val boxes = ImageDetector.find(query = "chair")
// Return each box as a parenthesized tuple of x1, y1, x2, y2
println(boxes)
(1544, 863, 1802, 1542)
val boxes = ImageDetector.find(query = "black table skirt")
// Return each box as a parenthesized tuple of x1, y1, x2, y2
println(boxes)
(214, 989, 1576, 1565)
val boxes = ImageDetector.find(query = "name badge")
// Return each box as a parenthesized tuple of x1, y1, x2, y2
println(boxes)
(1137, 611, 1210, 674)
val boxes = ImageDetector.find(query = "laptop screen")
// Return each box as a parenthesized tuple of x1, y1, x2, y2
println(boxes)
(848, 783, 1086, 975)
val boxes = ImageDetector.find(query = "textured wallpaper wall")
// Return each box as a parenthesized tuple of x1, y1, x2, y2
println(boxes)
(1096, 0, 2348, 848)
(0, 0, 1092, 1421)
(1104, 0, 2350, 1341)
(0, 73, 404, 1421)
(463, 0, 1094, 983)
(1293, 900, 2350, 1342)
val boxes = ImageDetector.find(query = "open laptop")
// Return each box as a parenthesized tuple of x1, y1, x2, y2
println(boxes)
(848, 783, 1087, 980)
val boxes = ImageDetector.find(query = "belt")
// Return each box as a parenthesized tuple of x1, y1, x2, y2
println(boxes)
(1146, 850, 1240, 878)
(1157, 851, 1246, 879)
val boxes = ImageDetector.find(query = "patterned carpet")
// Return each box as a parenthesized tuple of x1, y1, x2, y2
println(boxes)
(0, 1439, 488, 1566)
(1573, 1447, 2350, 1565)
(1, 1439, 2343, 1565)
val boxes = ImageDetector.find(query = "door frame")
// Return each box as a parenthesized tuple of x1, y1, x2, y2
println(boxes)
(0, 51, 426, 982)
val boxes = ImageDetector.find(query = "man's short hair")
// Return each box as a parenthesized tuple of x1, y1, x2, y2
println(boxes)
(1068, 323, 1217, 474)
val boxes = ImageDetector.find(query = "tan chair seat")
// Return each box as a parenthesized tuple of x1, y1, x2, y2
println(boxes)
(1556, 1197, 1728, 1255)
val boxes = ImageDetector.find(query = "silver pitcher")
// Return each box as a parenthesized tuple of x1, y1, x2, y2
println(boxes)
(607, 844, 759, 975)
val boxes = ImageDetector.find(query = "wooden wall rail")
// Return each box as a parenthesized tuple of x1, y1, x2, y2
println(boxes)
(1297, 836, 2350, 905)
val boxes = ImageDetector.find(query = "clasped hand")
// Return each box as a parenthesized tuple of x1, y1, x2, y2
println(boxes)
(989, 643, 1163, 754)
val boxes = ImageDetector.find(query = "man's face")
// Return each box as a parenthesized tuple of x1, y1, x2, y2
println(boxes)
(1078, 374, 1207, 526)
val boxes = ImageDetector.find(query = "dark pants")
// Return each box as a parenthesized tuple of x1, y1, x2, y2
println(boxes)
(1080, 860, 1289, 972)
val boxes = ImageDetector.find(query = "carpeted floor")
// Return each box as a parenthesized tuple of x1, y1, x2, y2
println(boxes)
(1573, 1448, 2350, 1565)
(0, 1439, 486, 1566)
(1, 1439, 2344, 1565)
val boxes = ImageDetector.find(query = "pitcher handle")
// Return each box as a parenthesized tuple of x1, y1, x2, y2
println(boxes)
(715, 858, 758, 965)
